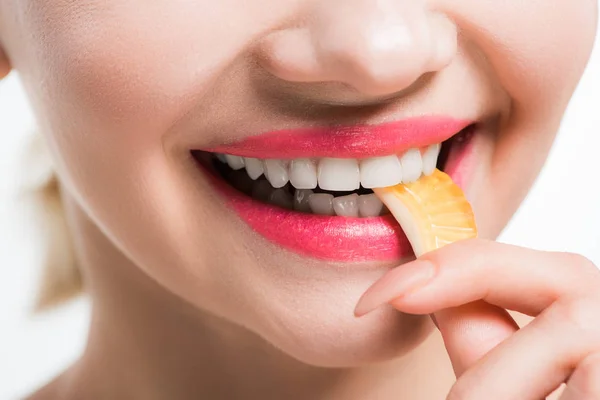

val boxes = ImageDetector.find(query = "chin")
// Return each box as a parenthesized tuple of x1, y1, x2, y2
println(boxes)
(243, 284, 435, 368)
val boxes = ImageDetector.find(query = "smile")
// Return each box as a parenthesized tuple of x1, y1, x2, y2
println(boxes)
(193, 117, 477, 262)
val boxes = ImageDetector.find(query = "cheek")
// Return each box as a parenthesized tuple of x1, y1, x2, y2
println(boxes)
(10, 2, 261, 295)
(18, 1, 294, 208)
(13, 1, 265, 253)
(444, 0, 597, 113)
(437, 0, 597, 236)
(27, 1, 254, 141)
(8, 1, 305, 324)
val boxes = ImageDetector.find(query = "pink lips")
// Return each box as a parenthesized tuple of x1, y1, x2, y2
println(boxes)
(201, 116, 474, 262)
(207, 116, 472, 158)
(207, 173, 412, 261)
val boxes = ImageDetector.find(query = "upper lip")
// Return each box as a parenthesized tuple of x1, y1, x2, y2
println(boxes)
(203, 116, 472, 159)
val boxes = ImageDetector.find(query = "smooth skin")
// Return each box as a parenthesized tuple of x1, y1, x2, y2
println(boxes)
(0, 0, 598, 399)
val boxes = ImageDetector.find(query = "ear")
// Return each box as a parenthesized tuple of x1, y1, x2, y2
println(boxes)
(0, 46, 11, 79)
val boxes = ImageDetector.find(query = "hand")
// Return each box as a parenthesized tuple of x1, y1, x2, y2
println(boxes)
(355, 239, 600, 399)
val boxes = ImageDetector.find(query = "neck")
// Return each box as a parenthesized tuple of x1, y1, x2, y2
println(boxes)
(45, 194, 455, 400)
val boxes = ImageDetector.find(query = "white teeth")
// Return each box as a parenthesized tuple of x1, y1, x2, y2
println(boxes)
(333, 194, 359, 217)
(358, 194, 384, 217)
(308, 193, 335, 215)
(318, 158, 360, 191)
(244, 158, 264, 180)
(399, 149, 423, 183)
(359, 155, 403, 188)
(226, 155, 245, 170)
(294, 189, 313, 212)
(289, 159, 318, 189)
(217, 142, 444, 216)
(422, 143, 441, 176)
(263, 159, 289, 189)
(269, 189, 293, 210)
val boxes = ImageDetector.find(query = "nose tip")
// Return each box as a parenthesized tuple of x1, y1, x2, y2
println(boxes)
(258, 0, 457, 98)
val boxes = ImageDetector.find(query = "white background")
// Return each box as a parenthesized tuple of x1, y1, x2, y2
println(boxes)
(1, 22, 600, 400)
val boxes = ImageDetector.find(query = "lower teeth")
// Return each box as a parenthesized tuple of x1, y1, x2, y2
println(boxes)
(219, 160, 390, 217)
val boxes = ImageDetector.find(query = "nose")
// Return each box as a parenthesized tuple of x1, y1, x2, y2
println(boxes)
(258, 0, 457, 98)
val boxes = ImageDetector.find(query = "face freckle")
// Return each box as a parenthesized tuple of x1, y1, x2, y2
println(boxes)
(1, 0, 596, 367)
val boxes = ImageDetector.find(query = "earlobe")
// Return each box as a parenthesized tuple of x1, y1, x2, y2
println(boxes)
(0, 47, 11, 79)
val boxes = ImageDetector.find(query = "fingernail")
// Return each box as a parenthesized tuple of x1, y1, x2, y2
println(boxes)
(354, 260, 437, 317)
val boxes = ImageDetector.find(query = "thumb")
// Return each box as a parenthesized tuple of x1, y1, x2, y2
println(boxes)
(433, 301, 519, 377)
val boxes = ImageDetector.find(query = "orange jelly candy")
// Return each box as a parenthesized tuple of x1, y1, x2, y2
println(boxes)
(373, 169, 477, 257)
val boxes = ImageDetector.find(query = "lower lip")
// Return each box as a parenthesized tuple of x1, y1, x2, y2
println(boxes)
(200, 138, 476, 263)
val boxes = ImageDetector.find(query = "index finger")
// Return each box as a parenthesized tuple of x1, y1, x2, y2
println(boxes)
(387, 239, 598, 316)
(355, 238, 597, 376)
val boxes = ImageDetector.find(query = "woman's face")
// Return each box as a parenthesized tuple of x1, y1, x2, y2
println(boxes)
(0, 0, 597, 366)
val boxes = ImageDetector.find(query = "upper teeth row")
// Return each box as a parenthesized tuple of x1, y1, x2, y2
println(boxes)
(216, 144, 441, 191)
